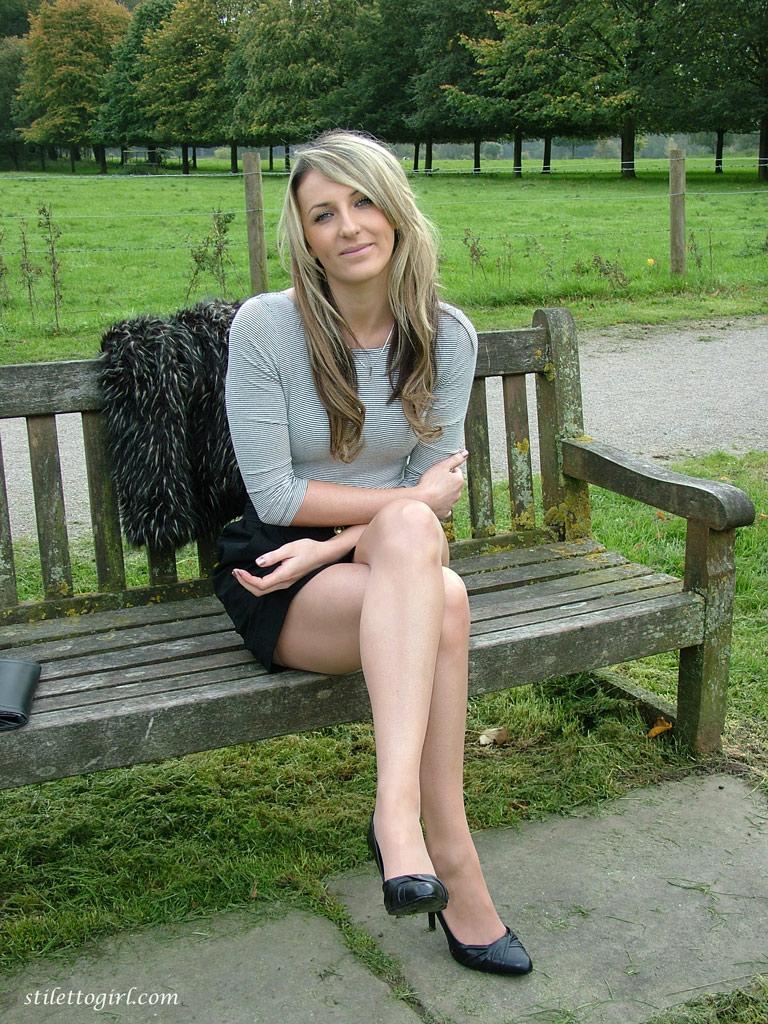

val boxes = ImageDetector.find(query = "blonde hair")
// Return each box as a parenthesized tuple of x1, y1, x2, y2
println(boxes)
(277, 129, 441, 462)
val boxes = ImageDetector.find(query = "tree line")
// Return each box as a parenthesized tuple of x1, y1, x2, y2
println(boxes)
(0, 0, 766, 179)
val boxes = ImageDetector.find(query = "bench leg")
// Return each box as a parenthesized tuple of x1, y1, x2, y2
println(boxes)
(677, 522, 737, 754)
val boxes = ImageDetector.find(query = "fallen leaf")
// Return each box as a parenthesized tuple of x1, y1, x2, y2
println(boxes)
(647, 717, 673, 739)
(479, 727, 509, 746)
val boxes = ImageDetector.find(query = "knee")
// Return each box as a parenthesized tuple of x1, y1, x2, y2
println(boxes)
(442, 567, 470, 637)
(369, 498, 445, 561)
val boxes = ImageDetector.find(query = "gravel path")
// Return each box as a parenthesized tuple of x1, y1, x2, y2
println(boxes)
(3, 314, 766, 539)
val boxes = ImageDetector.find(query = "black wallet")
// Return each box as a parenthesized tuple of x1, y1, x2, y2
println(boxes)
(0, 659, 42, 731)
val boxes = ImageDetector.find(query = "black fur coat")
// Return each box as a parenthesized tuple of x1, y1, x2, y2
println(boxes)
(100, 299, 246, 550)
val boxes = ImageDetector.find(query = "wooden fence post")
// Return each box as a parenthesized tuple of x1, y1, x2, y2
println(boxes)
(243, 151, 268, 296)
(670, 148, 686, 276)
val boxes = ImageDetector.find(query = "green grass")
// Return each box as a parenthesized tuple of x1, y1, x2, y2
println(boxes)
(0, 156, 766, 364)
(1, 450, 766, 1024)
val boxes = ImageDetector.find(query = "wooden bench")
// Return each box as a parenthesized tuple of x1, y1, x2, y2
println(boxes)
(0, 308, 756, 790)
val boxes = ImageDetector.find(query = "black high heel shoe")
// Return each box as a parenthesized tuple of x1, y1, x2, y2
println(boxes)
(428, 910, 533, 975)
(367, 814, 449, 917)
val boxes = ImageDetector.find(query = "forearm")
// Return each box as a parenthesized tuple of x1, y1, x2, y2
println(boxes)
(289, 478, 419, 528)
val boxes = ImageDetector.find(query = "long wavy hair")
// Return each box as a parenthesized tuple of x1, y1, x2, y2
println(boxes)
(277, 130, 441, 462)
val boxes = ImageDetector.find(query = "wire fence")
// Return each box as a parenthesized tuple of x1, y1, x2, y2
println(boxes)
(0, 152, 765, 328)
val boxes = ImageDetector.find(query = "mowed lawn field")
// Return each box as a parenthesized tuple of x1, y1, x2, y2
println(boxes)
(0, 155, 766, 364)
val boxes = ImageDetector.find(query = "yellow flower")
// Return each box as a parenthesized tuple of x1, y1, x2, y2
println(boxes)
(646, 258, 656, 267)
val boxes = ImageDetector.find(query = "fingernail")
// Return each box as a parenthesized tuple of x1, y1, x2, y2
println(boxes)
(256, 556, 265, 565)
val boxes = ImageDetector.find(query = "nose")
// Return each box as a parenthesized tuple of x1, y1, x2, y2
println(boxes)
(338, 205, 360, 237)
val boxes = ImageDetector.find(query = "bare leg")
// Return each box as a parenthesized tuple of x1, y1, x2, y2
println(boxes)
(419, 570, 506, 945)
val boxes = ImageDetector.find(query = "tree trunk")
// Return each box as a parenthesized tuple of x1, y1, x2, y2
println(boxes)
(268, 145, 274, 171)
(513, 130, 522, 178)
(39, 145, 46, 171)
(182, 143, 190, 175)
(147, 143, 158, 165)
(759, 115, 768, 182)
(621, 121, 636, 178)
(120, 146, 127, 166)
(10, 142, 19, 170)
(96, 144, 108, 174)
(72, 144, 81, 161)
(230, 142, 238, 174)
(47, 144, 57, 160)
(284, 143, 290, 171)
(192, 145, 197, 170)
(424, 138, 433, 175)
(473, 137, 481, 174)
(714, 130, 724, 174)
(413, 141, 420, 172)
(69, 146, 76, 173)
(542, 135, 552, 174)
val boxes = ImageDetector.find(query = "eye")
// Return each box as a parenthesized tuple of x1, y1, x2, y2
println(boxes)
(313, 210, 331, 223)
(356, 196, 373, 208)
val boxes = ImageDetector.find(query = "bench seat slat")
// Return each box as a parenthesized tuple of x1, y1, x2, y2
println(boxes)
(33, 576, 689, 711)
(0, 588, 705, 789)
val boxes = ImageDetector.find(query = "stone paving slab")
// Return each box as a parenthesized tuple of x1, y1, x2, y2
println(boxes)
(329, 774, 768, 1024)
(0, 909, 421, 1024)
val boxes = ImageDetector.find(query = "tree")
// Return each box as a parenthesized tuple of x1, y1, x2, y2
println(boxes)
(17, 0, 131, 170)
(407, 0, 505, 172)
(231, 0, 364, 146)
(137, 0, 239, 172)
(95, 0, 177, 160)
(0, 37, 26, 167)
(0, 0, 41, 38)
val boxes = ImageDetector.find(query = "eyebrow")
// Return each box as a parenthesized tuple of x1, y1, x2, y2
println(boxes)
(308, 189, 363, 213)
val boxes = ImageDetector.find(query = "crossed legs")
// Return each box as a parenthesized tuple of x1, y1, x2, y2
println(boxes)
(273, 498, 505, 944)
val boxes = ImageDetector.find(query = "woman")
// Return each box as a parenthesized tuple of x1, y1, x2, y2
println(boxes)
(214, 130, 532, 975)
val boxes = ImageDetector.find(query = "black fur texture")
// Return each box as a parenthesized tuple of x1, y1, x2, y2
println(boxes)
(100, 299, 246, 550)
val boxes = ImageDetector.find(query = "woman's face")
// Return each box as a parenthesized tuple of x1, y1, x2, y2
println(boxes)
(296, 169, 396, 292)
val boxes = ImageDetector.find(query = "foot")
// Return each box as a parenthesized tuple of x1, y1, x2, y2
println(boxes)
(426, 837, 507, 946)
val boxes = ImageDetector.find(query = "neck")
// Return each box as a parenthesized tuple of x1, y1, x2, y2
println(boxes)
(328, 277, 393, 344)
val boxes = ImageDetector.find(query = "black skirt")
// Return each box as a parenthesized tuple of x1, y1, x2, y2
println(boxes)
(212, 505, 357, 672)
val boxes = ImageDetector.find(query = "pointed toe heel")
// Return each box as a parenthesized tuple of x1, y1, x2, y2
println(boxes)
(367, 814, 448, 918)
(431, 910, 533, 976)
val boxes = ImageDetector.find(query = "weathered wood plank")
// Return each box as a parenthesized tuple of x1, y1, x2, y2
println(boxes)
(677, 523, 737, 753)
(460, 550, 628, 596)
(147, 546, 178, 587)
(533, 308, 592, 541)
(0, 434, 18, 607)
(26, 415, 72, 599)
(0, 328, 547, 420)
(465, 377, 495, 537)
(197, 535, 218, 578)
(0, 359, 104, 418)
(561, 439, 756, 530)
(0, 590, 704, 789)
(82, 411, 126, 592)
(502, 373, 536, 529)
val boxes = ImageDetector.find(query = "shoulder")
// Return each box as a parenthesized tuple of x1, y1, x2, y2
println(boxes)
(229, 291, 302, 357)
(436, 300, 478, 357)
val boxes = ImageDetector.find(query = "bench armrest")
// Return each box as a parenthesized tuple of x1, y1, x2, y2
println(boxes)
(561, 439, 756, 530)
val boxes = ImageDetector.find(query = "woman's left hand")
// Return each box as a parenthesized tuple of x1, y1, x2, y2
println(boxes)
(231, 538, 326, 596)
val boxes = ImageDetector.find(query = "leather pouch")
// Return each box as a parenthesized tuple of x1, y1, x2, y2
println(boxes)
(0, 659, 42, 731)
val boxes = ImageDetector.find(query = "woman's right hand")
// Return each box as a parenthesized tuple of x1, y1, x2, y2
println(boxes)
(414, 449, 469, 519)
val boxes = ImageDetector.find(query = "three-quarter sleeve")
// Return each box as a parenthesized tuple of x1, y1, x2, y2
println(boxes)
(225, 298, 309, 525)
(401, 310, 478, 487)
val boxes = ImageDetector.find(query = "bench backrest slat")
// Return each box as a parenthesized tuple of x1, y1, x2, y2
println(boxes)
(0, 360, 103, 418)
(0, 434, 18, 606)
(148, 546, 178, 587)
(502, 374, 535, 529)
(27, 415, 73, 599)
(465, 378, 495, 538)
(81, 410, 126, 593)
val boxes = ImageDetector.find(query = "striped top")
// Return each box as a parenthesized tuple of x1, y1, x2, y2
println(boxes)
(225, 291, 478, 526)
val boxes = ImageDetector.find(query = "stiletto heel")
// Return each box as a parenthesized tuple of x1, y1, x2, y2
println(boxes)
(433, 910, 533, 975)
(367, 813, 449, 918)
(428, 911, 436, 931)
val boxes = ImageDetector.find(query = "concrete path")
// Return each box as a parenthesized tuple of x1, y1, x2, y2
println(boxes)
(2, 773, 767, 1023)
(2, 314, 766, 538)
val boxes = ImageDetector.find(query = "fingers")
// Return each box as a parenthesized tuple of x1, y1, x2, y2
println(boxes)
(449, 448, 469, 471)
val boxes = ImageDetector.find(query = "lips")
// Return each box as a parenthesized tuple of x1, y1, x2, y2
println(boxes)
(340, 243, 373, 256)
